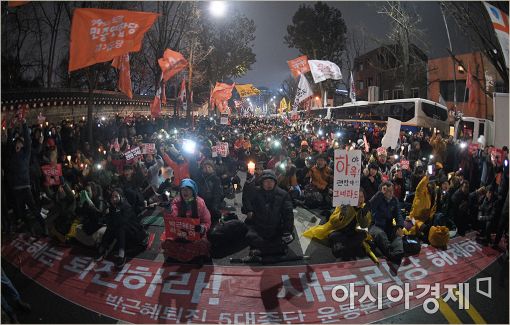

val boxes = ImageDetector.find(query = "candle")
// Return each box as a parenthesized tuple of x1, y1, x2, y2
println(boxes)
(247, 161, 255, 175)
(67, 155, 72, 163)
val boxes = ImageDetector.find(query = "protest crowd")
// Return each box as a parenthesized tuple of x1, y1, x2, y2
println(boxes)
(1, 113, 508, 278)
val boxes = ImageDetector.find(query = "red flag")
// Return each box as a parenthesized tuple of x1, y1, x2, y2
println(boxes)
(111, 53, 133, 99)
(178, 79, 186, 103)
(190, 91, 193, 104)
(209, 86, 214, 110)
(69, 8, 158, 72)
(158, 49, 188, 82)
(150, 88, 161, 118)
(161, 82, 167, 105)
(466, 64, 478, 113)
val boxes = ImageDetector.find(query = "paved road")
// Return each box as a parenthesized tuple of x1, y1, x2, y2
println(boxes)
(1, 170, 508, 324)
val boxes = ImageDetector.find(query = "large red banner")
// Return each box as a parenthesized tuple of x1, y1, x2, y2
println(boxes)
(1, 233, 500, 324)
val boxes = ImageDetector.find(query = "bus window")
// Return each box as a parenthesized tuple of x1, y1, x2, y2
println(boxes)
(479, 122, 485, 136)
(457, 120, 475, 141)
(422, 103, 448, 121)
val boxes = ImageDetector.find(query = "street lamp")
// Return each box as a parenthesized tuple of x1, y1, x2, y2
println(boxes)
(210, 1, 226, 17)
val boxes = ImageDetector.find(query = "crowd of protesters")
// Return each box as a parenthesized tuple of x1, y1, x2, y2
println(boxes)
(1, 113, 508, 272)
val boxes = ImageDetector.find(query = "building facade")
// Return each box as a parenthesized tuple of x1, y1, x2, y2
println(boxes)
(428, 51, 504, 120)
(353, 44, 428, 102)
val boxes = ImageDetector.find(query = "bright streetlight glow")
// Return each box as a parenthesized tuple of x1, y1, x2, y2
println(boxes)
(210, 1, 226, 17)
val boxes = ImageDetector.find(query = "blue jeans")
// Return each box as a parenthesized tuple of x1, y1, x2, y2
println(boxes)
(1, 268, 21, 317)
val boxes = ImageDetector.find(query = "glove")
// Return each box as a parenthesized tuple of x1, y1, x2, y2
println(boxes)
(282, 233, 294, 244)
(194, 224, 206, 235)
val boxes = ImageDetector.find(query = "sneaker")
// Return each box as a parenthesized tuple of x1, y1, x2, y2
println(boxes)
(114, 255, 126, 269)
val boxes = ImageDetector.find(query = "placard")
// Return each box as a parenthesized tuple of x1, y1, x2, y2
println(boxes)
(214, 142, 229, 158)
(400, 159, 410, 170)
(468, 143, 479, 156)
(41, 163, 62, 186)
(163, 213, 201, 241)
(220, 117, 229, 125)
(123, 146, 142, 162)
(313, 140, 328, 153)
(333, 149, 361, 207)
(140, 143, 156, 155)
(380, 117, 401, 150)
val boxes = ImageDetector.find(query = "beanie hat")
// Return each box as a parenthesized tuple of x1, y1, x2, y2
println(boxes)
(259, 169, 277, 182)
(180, 178, 198, 197)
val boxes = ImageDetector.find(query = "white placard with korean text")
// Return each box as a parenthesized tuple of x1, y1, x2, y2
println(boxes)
(381, 117, 401, 150)
(333, 149, 361, 207)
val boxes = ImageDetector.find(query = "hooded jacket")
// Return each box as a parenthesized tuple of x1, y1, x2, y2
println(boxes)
(409, 176, 437, 222)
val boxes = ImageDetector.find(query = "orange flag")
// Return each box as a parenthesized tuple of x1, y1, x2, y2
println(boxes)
(158, 49, 188, 82)
(69, 8, 158, 72)
(211, 82, 235, 113)
(150, 87, 162, 118)
(287, 55, 310, 78)
(111, 54, 133, 99)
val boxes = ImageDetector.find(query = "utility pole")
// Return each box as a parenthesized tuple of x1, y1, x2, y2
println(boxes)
(440, 4, 458, 114)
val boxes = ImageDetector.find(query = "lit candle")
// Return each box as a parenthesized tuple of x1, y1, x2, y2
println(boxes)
(45, 121, 49, 126)
(247, 161, 255, 175)
(103, 150, 106, 155)
(67, 155, 72, 163)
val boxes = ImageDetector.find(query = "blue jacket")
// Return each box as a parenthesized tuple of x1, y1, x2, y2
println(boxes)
(369, 191, 403, 234)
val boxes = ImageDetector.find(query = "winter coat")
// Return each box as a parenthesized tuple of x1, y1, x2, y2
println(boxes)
(242, 174, 260, 214)
(361, 174, 381, 201)
(165, 195, 212, 235)
(147, 155, 164, 191)
(410, 176, 437, 222)
(303, 204, 371, 240)
(306, 165, 333, 191)
(196, 171, 224, 214)
(244, 186, 294, 239)
(6, 122, 31, 189)
(162, 153, 189, 187)
(369, 191, 403, 234)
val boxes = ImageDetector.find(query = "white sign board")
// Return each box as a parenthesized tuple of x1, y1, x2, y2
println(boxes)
(381, 117, 401, 150)
(213, 142, 229, 157)
(333, 149, 361, 207)
(220, 117, 229, 125)
(123, 146, 142, 162)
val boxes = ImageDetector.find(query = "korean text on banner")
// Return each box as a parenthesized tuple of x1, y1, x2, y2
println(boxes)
(123, 146, 142, 162)
(333, 150, 361, 207)
(41, 164, 62, 186)
(140, 143, 156, 155)
(287, 55, 310, 78)
(235, 84, 261, 97)
(163, 213, 201, 241)
(69, 8, 158, 72)
(308, 60, 342, 84)
(380, 117, 401, 150)
(216, 142, 229, 157)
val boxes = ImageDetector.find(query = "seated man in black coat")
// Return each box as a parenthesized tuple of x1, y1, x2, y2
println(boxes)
(243, 170, 294, 258)
(96, 189, 148, 269)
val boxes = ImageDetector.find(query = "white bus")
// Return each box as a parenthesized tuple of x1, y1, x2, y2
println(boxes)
(310, 98, 450, 134)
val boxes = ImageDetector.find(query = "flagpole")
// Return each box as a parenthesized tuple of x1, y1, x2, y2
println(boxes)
(440, 4, 457, 113)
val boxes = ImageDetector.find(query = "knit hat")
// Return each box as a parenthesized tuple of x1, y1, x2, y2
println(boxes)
(259, 169, 277, 182)
(201, 159, 215, 169)
(180, 178, 198, 197)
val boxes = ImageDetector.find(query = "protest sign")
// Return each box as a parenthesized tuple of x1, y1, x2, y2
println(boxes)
(41, 164, 62, 186)
(333, 149, 361, 207)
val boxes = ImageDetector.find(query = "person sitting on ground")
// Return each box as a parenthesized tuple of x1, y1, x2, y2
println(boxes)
(361, 162, 381, 201)
(276, 158, 302, 204)
(243, 170, 294, 260)
(477, 185, 498, 245)
(46, 177, 77, 243)
(75, 181, 107, 248)
(303, 154, 333, 207)
(162, 179, 212, 264)
(195, 160, 224, 225)
(242, 161, 265, 215)
(303, 189, 372, 261)
(96, 189, 148, 269)
(369, 181, 404, 273)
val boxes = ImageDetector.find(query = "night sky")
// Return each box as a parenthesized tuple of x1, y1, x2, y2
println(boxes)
(228, 1, 474, 90)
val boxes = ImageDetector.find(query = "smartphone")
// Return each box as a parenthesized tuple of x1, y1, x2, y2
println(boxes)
(427, 164, 435, 176)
